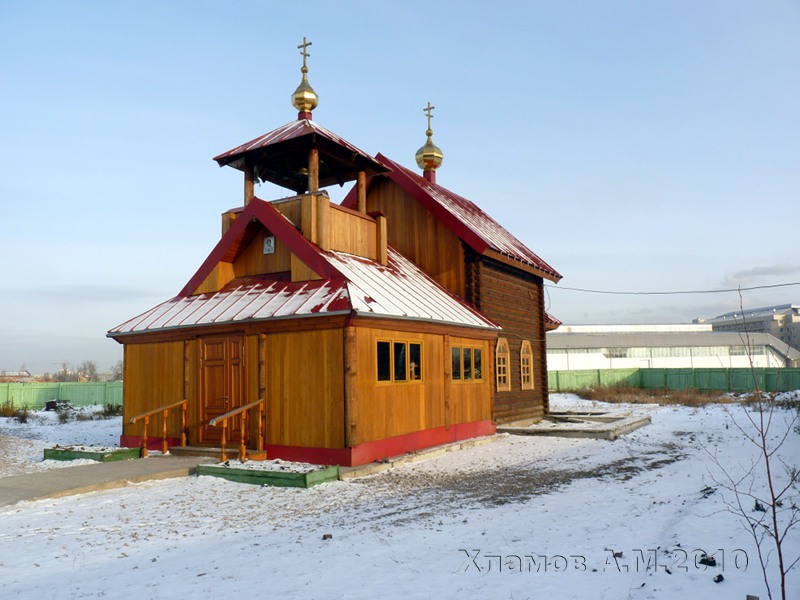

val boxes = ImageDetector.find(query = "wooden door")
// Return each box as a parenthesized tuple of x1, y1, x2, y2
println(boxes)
(200, 334, 245, 444)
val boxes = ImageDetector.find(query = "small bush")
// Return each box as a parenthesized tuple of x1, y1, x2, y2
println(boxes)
(101, 403, 123, 418)
(57, 410, 70, 424)
(14, 406, 30, 423)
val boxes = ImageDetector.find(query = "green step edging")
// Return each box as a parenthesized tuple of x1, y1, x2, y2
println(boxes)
(196, 464, 340, 488)
(43, 447, 143, 462)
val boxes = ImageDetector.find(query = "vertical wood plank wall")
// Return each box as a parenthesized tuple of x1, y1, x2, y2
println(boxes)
(329, 206, 377, 259)
(123, 341, 187, 439)
(233, 230, 292, 278)
(366, 179, 466, 297)
(352, 327, 491, 445)
(264, 328, 344, 448)
(448, 335, 492, 426)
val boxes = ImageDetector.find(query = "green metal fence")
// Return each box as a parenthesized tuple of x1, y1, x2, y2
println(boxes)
(0, 382, 123, 410)
(548, 368, 800, 393)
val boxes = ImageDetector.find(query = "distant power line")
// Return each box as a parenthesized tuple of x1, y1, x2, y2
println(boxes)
(543, 282, 800, 296)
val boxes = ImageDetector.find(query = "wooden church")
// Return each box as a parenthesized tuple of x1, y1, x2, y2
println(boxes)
(108, 40, 562, 466)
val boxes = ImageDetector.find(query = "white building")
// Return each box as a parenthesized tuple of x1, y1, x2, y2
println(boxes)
(547, 324, 800, 371)
(697, 304, 800, 352)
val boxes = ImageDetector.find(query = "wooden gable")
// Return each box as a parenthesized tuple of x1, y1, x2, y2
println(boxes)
(183, 193, 388, 296)
(356, 177, 467, 298)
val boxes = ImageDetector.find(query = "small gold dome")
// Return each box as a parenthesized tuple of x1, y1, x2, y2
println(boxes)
(292, 67, 319, 114)
(415, 129, 443, 171)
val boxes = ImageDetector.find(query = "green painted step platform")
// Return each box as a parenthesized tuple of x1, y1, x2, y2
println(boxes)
(197, 464, 340, 488)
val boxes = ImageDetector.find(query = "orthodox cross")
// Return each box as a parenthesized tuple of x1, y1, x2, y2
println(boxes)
(423, 102, 435, 133)
(298, 37, 312, 69)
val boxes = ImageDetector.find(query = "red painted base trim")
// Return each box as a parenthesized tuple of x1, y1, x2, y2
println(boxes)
(120, 434, 181, 452)
(120, 421, 495, 467)
(269, 420, 495, 466)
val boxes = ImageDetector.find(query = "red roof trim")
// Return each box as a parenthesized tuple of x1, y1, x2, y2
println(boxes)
(213, 119, 384, 172)
(367, 154, 561, 282)
(375, 154, 491, 254)
(179, 197, 342, 297)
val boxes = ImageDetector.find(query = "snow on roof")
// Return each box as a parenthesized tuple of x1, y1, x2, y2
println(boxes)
(706, 304, 800, 322)
(328, 249, 498, 328)
(372, 154, 562, 282)
(109, 248, 499, 337)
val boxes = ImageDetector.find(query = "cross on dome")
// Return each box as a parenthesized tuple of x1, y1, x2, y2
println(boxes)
(292, 36, 318, 117)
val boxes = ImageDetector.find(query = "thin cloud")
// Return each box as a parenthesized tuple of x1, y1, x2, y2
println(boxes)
(722, 263, 800, 287)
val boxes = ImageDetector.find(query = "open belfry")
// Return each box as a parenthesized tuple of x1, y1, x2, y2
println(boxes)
(108, 39, 562, 466)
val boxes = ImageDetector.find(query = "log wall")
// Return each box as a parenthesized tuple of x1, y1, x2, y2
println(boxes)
(473, 259, 548, 423)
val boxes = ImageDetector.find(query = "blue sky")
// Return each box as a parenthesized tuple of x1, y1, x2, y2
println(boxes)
(1, 1, 798, 373)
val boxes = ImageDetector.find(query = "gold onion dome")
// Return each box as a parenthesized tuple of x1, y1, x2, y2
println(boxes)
(292, 37, 318, 114)
(415, 102, 443, 171)
(415, 129, 443, 171)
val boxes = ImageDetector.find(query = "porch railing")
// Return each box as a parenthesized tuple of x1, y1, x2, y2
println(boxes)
(129, 399, 189, 458)
(209, 398, 266, 462)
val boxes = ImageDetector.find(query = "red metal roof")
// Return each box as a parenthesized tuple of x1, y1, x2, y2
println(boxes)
(349, 155, 562, 282)
(214, 119, 374, 166)
(109, 248, 499, 337)
(544, 311, 562, 330)
(212, 119, 388, 192)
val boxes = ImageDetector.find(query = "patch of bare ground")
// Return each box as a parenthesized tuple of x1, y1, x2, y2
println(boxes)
(343, 441, 687, 528)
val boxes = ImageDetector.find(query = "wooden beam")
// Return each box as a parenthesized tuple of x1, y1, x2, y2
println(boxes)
(308, 147, 319, 193)
(221, 210, 238, 237)
(444, 334, 451, 431)
(376, 214, 388, 266)
(357, 170, 367, 213)
(343, 325, 357, 447)
(316, 193, 330, 251)
(300, 193, 318, 245)
(244, 165, 255, 206)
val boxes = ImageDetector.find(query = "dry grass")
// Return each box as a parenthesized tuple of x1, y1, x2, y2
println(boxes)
(0, 399, 15, 418)
(570, 385, 731, 406)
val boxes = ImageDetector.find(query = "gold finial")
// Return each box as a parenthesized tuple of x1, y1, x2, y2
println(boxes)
(292, 37, 319, 116)
(415, 101, 443, 175)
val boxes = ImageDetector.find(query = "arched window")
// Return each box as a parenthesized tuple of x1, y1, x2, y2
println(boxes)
(520, 340, 534, 390)
(495, 338, 511, 392)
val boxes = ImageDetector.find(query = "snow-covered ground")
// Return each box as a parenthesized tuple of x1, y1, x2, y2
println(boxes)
(0, 407, 122, 476)
(0, 396, 798, 599)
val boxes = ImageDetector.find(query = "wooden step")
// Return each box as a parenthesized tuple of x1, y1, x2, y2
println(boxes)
(169, 446, 267, 461)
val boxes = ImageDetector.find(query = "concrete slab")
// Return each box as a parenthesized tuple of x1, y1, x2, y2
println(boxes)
(498, 410, 651, 441)
(0, 455, 214, 507)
